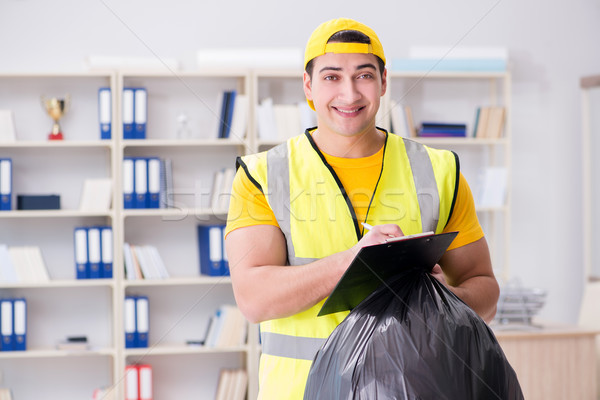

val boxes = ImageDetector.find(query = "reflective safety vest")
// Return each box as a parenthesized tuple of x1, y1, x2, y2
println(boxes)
(237, 130, 459, 400)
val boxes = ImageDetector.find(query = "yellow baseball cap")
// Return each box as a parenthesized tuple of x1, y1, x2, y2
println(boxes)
(304, 18, 386, 110)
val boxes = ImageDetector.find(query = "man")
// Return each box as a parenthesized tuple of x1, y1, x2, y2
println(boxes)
(225, 17, 499, 400)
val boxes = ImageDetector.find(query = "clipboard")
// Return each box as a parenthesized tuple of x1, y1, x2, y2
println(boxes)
(318, 231, 458, 316)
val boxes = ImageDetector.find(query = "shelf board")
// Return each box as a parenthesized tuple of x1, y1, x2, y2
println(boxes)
(0, 140, 113, 149)
(388, 70, 509, 79)
(122, 207, 227, 218)
(0, 209, 114, 218)
(121, 138, 247, 148)
(0, 279, 115, 289)
(125, 344, 248, 357)
(124, 276, 231, 287)
(414, 137, 509, 146)
(0, 347, 116, 359)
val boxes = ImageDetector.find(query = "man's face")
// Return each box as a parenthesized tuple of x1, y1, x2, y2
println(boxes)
(303, 52, 386, 139)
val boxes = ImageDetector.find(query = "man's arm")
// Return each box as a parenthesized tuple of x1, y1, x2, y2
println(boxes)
(433, 236, 499, 323)
(225, 223, 402, 324)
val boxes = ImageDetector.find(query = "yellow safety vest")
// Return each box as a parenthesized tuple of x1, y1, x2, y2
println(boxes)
(238, 130, 458, 400)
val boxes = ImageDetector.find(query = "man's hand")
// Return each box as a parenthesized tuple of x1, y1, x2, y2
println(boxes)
(430, 264, 448, 286)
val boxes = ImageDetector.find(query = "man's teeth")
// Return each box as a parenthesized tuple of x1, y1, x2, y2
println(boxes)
(337, 108, 360, 113)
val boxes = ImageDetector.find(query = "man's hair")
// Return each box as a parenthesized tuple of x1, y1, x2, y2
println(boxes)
(305, 30, 386, 79)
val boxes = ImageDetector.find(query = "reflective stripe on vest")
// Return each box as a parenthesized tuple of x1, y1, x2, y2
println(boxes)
(261, 331, 327, 361)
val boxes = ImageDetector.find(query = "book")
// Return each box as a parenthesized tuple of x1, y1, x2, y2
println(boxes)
(486, 106, 506, 139)
(318, 231, 458, 316)
(0, 110, 16, 142)
(418, 122, 467, 137)
(79, 178, 113, 212)
(98, 87, 111, 140)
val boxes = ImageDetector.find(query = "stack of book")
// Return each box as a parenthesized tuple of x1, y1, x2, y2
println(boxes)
(215, 368, 248, 400)
(214, 90, 248, 140)
(123, 243, 169, 280)
(418, 122, 467, 138)
(256, 98, 316, 142)
(204, 305, 247, 348)
(0, 244, 49, 283)
(473, 106, 506, 138)
(210, 168, 236, 213)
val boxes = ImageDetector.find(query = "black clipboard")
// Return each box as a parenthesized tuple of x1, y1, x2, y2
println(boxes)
(318, 231, 458, 316)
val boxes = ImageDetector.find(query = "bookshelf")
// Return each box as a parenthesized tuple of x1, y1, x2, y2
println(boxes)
(0, 66, 511, 399)
(385, 70, 512, 281)
(0, 72, 120, 400)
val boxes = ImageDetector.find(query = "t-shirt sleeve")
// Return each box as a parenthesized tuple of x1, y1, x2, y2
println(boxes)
(224, 166, 279, 237)
(443, 172, 484, 250)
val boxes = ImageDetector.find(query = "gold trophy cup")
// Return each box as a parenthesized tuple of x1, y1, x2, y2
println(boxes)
(41, 95, 70, 140)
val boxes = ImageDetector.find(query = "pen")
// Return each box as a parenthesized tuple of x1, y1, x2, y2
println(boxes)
(361, 222, 373, 231)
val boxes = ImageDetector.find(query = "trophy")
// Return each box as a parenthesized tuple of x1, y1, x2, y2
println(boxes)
(41, 95, 70, 140)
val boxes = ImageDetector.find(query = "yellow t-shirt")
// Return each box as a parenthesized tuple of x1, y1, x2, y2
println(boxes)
(226, 143, 483, 250)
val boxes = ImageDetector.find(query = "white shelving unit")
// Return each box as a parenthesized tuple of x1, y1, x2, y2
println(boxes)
(0, 72, 120, 400)
(115, 70, 257, 400)
(386, 70, 512, 281)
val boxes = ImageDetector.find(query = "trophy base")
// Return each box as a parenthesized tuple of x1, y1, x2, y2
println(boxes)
(48, 132, 64, 140)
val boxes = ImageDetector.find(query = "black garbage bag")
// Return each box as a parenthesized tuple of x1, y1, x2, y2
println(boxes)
(304, 268, 523, 400)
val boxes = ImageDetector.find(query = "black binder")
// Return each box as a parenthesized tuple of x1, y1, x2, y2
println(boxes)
(318, 231, 458, 316)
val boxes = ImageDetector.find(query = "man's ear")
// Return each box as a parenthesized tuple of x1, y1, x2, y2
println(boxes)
(381, 68, 388, 97)
(303, 71, 313, 102)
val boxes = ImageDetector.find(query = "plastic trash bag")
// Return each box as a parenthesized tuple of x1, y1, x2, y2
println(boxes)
(304, 268, 523, 400)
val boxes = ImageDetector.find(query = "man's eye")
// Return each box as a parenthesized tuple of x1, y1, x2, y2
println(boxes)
(324, 75, 337, 81)
(358, 73, 373, 79)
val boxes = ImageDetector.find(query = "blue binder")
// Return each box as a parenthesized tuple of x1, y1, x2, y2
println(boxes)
(135, 296, 149, 348)
(123, 157, 135, 209)
(134, 88, 147, 139)
(74, 227, 89, 279)
(223, 91, 236, 138)
(100, 226, 113, 279)
(147, 157, 161, 209)
(124, 296, 137, 348)
(220, 225, 230, 276)
(0, 298, 13, 351)
(197, 225, 228, 276)
(12, 298, 26, 351)
(87, 227, 102, 279)
(0, 158, 12, 211)
(122, 88, 135, 139)
(134, 157, 148, 209)
(98, 87, 111, 140)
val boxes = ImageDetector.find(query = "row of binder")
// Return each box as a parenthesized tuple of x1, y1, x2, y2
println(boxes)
(123, 87, 147, 139)
(0, 158, 11, 211)
(0, 298, 26, 351)
(197, 225, 229, 277)
(74, 226, 113, 279)
(123, 157, 168, 209)
(124, 295, 149, 348)
(98, 87, 147, 140)
(125, 364, 153, 400)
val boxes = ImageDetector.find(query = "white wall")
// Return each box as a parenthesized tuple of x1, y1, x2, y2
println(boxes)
(2, 0, 600, 324)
